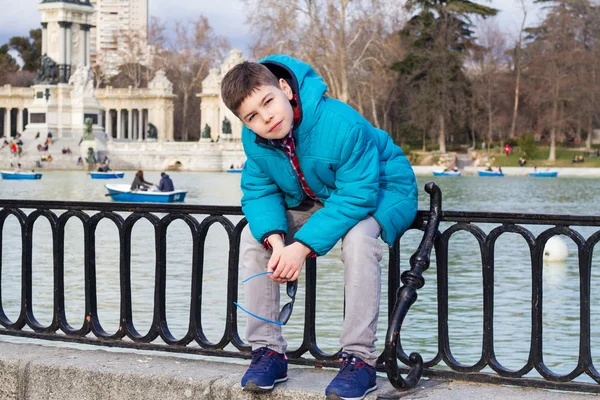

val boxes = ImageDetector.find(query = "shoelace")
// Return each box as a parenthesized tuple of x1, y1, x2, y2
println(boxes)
(335, 352, 367, 382)
(248, 348, 276, 371)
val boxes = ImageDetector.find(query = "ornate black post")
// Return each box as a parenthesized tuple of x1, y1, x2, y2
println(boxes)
(379, 182, 441, 396)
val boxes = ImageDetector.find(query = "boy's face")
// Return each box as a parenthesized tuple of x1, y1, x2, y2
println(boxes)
(237, 79, 294, 140)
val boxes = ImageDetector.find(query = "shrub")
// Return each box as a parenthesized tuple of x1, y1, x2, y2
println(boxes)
(518, 136, 537, 159)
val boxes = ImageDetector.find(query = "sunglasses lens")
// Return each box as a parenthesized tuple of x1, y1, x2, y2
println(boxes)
(279, 302, 293, 324)
(287, 281, 298, 297)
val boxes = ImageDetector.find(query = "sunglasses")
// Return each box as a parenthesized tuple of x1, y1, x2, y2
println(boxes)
(234, 271, 298, 326)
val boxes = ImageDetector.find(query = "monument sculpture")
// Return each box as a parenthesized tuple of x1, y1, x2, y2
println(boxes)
(69, 64, 94, 97)
(201, 124, 211, 139)
(147, 123, 158, 139)
(35, 55, 58, 84)
(222, 117, 232, 135)
(83, 118, 94, 141)
(85, 147, 96, 171)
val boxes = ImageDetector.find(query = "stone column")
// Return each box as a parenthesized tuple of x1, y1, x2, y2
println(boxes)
(58, 22, 70, 82)
(79, 25, 86, 67)
(58, 22, 67, 65)
(138, 109, 144, 140)
(65, 23, 72, 71)
(17, 109, 23, 134)
(41, 23, 48, 55)
(131, 110, 137, 140)
(4, 108, 11, 138)
(106, 109, 113, 139)
(127, 109, 133, 140)
(116, 109, 122, 140)
(80, 24, 92, 66)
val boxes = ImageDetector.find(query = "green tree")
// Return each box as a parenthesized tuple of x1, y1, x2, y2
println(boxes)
(9, 28, 42, 72)
(0, 44, 17, 69)
(0, 44, 18, 85)
(394, 0, 497, 152)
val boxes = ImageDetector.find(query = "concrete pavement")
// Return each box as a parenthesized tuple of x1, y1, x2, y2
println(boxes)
(0, 341, 597, 399)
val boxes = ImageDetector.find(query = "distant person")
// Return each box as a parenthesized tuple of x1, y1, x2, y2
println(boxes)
(157, 172, 174, 192)
(97, 155, 111, 172)
(35, 132, 40, 140)
(130, 170, 153, 191)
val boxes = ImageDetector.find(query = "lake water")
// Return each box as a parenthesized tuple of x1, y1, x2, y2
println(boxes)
(1, 170, 600, 381)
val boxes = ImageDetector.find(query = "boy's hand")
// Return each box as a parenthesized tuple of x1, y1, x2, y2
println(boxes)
(268, 242, 310, 283)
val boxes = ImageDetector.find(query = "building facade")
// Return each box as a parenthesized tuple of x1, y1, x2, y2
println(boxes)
(89, 0, 149, 76)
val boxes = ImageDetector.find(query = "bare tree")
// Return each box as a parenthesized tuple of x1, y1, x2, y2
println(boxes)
(115, 28, 151, 89)
(470, 20, 507, 147)
(525, 0, 586, 161)
(243, 0, 403, 107)
(509, 0, 528, 138)
(153, 16, 228, 141)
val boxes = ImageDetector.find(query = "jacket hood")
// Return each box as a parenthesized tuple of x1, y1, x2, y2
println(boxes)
(258, 54, 328, 137)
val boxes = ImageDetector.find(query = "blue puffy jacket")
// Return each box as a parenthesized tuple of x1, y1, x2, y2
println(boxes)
(241, 55, 417, 255)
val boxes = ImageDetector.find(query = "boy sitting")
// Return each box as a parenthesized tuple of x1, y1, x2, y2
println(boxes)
(221, 55, 418, 400)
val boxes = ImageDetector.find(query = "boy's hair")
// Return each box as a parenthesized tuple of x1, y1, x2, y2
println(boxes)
(221, 62, 280, 117)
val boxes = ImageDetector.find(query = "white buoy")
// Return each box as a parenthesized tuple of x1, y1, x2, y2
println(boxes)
(543, 236, 568, 262)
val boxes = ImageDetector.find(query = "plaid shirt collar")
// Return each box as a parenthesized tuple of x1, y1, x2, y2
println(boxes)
(268, 94, 318, 202)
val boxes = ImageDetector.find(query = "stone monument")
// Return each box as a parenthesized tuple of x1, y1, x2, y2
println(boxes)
(198, 49, 245, 143)
(24, 0, 105, 153)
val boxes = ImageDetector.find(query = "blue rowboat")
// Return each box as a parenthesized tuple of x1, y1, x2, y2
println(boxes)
(226, 169, 242, 173)
(105, 184, 187, 203)
(90, 171, 125, 179)
(433, 170, 461, 177)
(478, 170, 504, 177)
(530, 171, 558, 178)
(1, 171, 42, 180)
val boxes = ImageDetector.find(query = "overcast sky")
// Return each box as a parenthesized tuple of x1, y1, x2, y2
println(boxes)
(0, 0, 546, 58)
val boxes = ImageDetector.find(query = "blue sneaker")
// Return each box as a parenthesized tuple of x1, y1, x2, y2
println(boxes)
(241, 347, 288, 391)
(325, 353, 377, 400)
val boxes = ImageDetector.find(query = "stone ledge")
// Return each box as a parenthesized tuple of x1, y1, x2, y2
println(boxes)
(0, 341, 596, 400)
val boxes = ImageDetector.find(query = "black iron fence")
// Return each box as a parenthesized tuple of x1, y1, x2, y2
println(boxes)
(1, 182, 600, 396)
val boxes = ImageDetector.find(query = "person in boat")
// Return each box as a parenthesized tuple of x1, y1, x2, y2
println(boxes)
(131, 170, 154, 191)
(97, 156, 111, 172)
(498, 166, 503, 174)
(157, 172, 174, 192)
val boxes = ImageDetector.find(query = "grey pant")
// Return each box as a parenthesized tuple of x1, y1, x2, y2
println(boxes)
(241, 202, 383, 365)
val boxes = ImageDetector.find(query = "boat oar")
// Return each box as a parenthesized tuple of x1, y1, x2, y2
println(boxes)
(105, 192, 121, 197)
